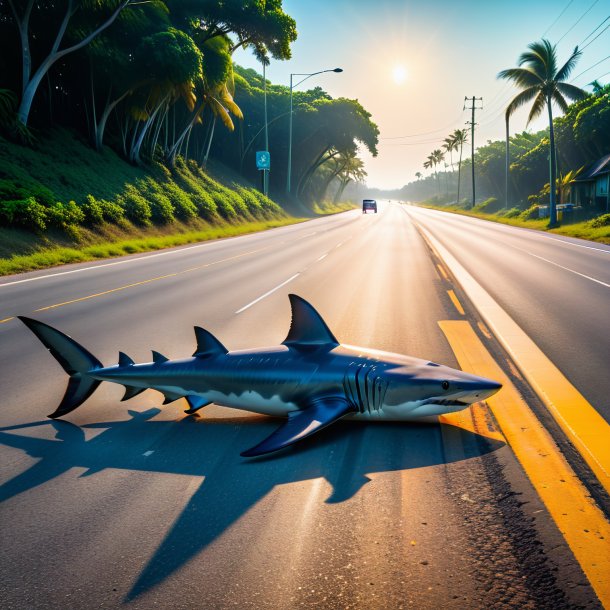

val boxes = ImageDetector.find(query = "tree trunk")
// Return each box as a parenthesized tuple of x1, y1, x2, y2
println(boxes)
(130, 101, 165, 165)
(457, 145, 463, 204)
(95, 93, 125, 151)
(547, 97, 558, 227)
(505, 116, 510, 209)
(202, 116, 217, 168)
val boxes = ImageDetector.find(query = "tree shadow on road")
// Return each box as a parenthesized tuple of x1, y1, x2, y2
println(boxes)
(0, 407, 503, 601)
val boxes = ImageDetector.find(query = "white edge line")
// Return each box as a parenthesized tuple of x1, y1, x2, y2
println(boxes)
(317, 253, 328, 261)
(512, 247, 610, 289)
(235, 274, 300, 314)
(0, 239, 222, 288)
(409, 206, 609, 288)
(0, 221, 316, 289)
(409, 204, 610, 254)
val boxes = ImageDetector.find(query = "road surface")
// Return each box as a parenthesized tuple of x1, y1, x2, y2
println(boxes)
(0, 202, 603, 609)
(406, 205, 610, 422)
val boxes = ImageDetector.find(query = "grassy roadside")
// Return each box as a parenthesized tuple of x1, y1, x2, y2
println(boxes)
(0, 217, 307, 277)
(414, 202, 610, 244)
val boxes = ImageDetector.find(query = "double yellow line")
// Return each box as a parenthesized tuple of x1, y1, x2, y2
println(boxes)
(414, 216, 610, 604)
(440, 320, 610, 605)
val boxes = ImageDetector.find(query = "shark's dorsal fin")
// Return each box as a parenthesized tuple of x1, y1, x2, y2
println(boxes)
(152, 350, 169, 364)
(282, 294, 339, 349)
(193, 327, 228, 358)
(118, 352, 134, 367)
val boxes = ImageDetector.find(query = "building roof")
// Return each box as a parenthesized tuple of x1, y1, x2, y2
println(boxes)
(573, 154, 610, 182)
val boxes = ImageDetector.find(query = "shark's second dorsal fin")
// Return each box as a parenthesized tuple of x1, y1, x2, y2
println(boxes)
(193, 327, 228, 358)
(282, 294, 339, 349)
(152, 350, 169, 364)
(118, 352, 134, 367)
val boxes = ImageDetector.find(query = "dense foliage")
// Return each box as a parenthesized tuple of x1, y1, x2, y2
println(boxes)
(0, 0, 377, 235)
(399, 84, 610, 210)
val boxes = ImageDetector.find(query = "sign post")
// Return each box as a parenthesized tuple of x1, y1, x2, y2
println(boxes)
(256, 151, 270, 197)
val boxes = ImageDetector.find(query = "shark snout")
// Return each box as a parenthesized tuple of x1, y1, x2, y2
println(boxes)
(459, 379, 502, 404)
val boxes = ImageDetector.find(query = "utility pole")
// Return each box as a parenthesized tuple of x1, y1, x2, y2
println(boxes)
(464, 96, 482, 208)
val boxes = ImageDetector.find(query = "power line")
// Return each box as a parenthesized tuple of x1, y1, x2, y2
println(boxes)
(542, 0, 576, 37)
(380, 111, 465, 139)
(570, 54, 610, 81)
(578, 14, 610, 46)
(557, 0, 600, 43)
(581, 22, 610, 50)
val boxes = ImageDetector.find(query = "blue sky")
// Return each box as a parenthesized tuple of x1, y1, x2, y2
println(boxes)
(234, 0, 610, 189)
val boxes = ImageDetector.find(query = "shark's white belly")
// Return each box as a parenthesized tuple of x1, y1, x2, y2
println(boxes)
(157, 384, 468, 421)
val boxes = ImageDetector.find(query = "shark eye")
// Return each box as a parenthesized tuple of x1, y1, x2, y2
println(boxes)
(441, 381, 450, 391)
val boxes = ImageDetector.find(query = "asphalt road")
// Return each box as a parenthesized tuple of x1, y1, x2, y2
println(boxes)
(0, 203, 601, 609)
(405, 205, 610, 422)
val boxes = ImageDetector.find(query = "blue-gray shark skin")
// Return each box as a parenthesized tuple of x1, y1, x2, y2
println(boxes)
(18, 294, 502, 457)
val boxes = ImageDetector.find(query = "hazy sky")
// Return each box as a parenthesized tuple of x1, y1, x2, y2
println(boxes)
(234, 0, 610, 189)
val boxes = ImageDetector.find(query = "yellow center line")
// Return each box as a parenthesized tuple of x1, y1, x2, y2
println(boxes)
(35, 247, 269, 313)
(447, 289, 465, 315)
(0, 317, 15, 324)
(440, 320, 610, 606)
(436, 263, 449, 281)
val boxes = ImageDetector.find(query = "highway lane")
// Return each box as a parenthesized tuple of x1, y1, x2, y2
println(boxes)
(0, 203, 599, 609)
(406, 205, 610, 422)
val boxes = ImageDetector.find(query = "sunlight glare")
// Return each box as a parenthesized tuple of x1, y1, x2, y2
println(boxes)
(392, 65, 407, 85)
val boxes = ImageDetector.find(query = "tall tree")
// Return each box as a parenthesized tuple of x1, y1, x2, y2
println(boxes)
(452, 129, 468, 205)
(498, 39, 587, 226)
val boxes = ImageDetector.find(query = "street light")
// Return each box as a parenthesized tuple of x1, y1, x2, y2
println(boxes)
(286, 68, 343, 195)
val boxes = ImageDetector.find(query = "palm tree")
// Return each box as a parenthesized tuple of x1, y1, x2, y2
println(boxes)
(423, 159, 433, 196)
(498, 39, 587, 226)
(452, 129, 468, 205)
(431, 149, 445, 197)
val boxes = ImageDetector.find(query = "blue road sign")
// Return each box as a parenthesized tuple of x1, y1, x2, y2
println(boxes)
(256, 151, 270, 170)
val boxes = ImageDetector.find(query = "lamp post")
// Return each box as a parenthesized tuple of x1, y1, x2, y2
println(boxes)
(286, 68, 343, 195)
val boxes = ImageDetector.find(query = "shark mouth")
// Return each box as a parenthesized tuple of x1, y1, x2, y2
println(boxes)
(422, 398, 470, 407)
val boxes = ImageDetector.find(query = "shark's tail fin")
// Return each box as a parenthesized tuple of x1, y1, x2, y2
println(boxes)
(19, 317, 103, 418)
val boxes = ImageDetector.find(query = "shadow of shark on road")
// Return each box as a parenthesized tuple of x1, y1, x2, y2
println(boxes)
(0, 408, 504, 600)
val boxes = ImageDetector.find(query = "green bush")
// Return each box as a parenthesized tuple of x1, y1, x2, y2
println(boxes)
(0, 197, 48, 231)
(588, 213, 610, 228)
(148, 190, 175, 224)
(121, 184, 152, 225)
(47, 200, 85, 229)
(500, 207, 521, 218)
(164, 181, 197, 219)
(520, 205, 540, 220)
(473, 197, 501, 213)
(255, 190, 283, 216)
(82, 194, 104, 225)
(236, 186, 263, 217)
(210, 189, 237, 219)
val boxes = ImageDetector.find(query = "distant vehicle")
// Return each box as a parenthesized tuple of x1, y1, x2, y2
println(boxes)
(362, 199, 377, 213)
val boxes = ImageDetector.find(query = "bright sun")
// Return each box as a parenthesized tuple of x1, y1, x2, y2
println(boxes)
(392, 65, 407, 84)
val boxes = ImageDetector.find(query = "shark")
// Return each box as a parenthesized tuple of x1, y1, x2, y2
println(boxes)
(19, 294, 502, 457)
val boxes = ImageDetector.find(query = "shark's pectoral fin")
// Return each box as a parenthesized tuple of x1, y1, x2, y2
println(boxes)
(241, 396, 356, 457)
(184, 395, 212, 414)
